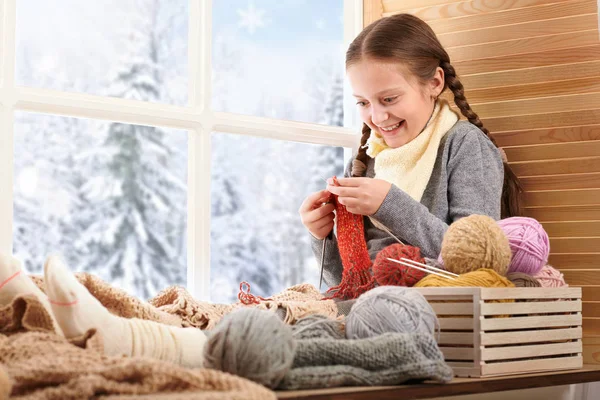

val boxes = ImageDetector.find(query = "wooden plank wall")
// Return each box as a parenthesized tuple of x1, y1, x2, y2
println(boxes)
(364, 0, 600, 356)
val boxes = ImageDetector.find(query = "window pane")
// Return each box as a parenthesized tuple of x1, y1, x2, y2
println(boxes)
(13, 112, 188, 300)
(16, 0, 188, 106)
(212, 0, 345, 125)
(210, 132, 346, 303)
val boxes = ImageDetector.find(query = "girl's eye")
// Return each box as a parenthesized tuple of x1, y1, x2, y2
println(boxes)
(356, 101, 367, 107)
(383, 96, 398, 103)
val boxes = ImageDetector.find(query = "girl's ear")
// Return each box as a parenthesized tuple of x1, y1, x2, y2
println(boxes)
(429, 66, 445, 98)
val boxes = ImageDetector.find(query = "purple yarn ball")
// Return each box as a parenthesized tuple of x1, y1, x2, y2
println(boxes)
(497, 217, 550, 275)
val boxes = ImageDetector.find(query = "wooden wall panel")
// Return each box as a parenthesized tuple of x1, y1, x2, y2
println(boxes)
(388, 0, 576, 21)
(524, 190, 600, 207)
(427, 0, 597, 34)
(504, 142, 600, 162)
(376, 0, 600, 361)
(492, 125, 600, 147)
(551, 254, 600, 269)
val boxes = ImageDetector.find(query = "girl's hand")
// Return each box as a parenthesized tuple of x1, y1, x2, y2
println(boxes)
(299, 189, 336, 239)
(326, 177, 391, 215)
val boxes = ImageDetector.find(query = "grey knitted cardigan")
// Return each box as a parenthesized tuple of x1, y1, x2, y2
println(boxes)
(311, 121, 504, 288)
(279, 315, 453, 390)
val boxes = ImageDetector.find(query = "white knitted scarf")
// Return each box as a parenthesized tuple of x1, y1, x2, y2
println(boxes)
(366, 100, 459, 203)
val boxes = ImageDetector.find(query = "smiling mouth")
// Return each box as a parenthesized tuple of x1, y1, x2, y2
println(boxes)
(379, 120, 404, 132)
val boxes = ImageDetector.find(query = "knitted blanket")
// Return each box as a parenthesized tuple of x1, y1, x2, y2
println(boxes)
(0, 294, 275, 399)
(278, 316, 454, 390)
(30, 273, 339, 330)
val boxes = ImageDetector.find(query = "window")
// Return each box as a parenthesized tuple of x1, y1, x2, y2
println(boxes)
(1, 0, 361, 301)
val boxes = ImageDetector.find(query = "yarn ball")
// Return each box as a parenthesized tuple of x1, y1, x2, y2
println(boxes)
(497, 217, 550, 275)
(203, 308, 296, 389)
(373, 243, 426, 287)
(0, 364, 10, 400)
(534, 264, 568, 288)
(345, 285, 438, 339)
(292, 315, 345, 340)
(440, 215, 511, 276)
(507, 272, 541, 288)
(415, 268, 514, 288)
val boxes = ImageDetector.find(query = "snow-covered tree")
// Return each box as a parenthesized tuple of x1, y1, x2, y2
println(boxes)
(73, 0, 186, 299)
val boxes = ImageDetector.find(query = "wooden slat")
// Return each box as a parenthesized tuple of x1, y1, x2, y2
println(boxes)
(454, 44, 600, 76)
(363, 0, 384, 26)
(583, 302, 600, 318)
(439, 317, 474, 330)
(524, 190, 600, 208)
(466, 77, 600, 105)
(447, 30, 599, 63)
(382, 0, 464, 12)
(481, 314, 581, 331)
(485, 110, 600, 134)
(462, 61, 600, 91)
(492, 125, 600, 147)
(430, 302, 474, 315)
(582, 287, 600, 301)
(511, 157, 600, 177)
(551, 238, 600, 253)
(481, 356, 582, 376)
(438, 14, 598, 48)
(504, 141, 600, 162)
(480, 287, 580, 300)
(481, 328, 582, 346)
(519, 172, 600, 191)
(583, 318, 600, 335)
(438, 332, 474, 345)
(481, 301, 581, 316)
(481, 342, 582, 361)
(550, 254, 600, 269)
(526, 206, 600, 221)
(474, 92, 600, 119)
(427, 0, 598, 34)
(542, 220, 600, 236)
(562, 269, 600, 286)
(441, 347, 475, 361)
(402, 0, 577, 21)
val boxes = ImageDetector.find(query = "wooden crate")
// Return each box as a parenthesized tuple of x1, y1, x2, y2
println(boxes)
(412, 287, 583, 377)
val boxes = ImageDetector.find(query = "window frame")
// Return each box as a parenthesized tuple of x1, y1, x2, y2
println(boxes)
(0, 0, 363, 300)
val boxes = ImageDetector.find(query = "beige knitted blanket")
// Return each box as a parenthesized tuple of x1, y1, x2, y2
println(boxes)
(1, 274, 338, 399)
(30, 273, 338, 330)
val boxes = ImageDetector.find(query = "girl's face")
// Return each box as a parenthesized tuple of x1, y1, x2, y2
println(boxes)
(347, 59, 444, 148)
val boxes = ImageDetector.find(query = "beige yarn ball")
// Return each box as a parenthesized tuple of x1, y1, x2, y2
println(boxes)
(0, 364, 11, 400)
(441, 215, 511, 276)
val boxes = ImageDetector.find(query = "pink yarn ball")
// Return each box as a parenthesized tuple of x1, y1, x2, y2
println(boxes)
(534, 264, 567, 288)
(497, 217, 549, 275)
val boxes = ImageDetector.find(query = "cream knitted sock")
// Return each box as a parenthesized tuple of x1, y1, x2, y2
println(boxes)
(0, 253, 64, 336)
(44, 255, 206, 367)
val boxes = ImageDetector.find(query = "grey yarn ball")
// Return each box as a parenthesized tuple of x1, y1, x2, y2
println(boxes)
(292, 315, 345, 340)
(345, 286, 438, 340)
(203, 308, 296, 389)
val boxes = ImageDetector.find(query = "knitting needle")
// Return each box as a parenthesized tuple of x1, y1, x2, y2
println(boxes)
(400, 257, 459, 277)
(386, 257, 457, 280)
(319, 177, 332, 291)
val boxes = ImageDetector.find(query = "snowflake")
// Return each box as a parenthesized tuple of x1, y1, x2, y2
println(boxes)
(237, 1, 267, 34)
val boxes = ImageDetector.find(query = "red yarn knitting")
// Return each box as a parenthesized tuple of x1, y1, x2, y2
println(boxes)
(373, 243, 426, 286)
(325, 177, 375, 300)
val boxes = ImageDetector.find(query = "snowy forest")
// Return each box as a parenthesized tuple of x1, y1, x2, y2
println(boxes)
(13, 0, 346, 303)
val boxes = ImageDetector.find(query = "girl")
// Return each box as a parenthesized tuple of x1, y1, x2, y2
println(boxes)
(299, 14, 521, 288)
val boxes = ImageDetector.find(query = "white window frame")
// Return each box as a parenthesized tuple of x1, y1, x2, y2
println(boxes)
(0, 0, 364, 300)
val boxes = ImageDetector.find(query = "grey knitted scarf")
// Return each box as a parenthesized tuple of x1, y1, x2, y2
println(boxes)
(278, 315, 453, 390)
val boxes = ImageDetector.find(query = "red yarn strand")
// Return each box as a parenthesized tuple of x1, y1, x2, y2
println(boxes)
(238, 281, 273, 305)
